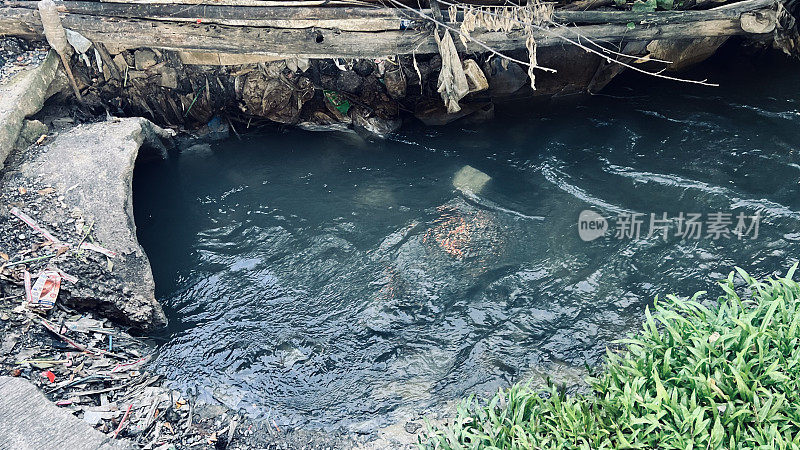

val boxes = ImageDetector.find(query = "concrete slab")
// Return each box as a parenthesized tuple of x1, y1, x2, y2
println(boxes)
(0, 376, 134, 450)
(12, 118, 172, 329)
(0, 50, 59, 166)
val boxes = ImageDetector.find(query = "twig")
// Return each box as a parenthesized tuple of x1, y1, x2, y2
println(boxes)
(5, 253, 58, 267)
(57, 54, 84, 101)
(384, 0, 556, 73)
(114, 404, 133, 439)
(68, 383, 132, 397)
(184, 399, 194, 430)
(37, 317, 128, 359)
(140, 399, 175, 440)
(76, 220, 95, 250)
(227, 115, 242, 140)
(47, 374, 111, 394)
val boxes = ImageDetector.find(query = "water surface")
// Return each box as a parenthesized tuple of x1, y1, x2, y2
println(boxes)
(134, 49, 800, 431)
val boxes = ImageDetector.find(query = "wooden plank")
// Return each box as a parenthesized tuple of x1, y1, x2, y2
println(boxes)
(97, 0, 377, 6)
(4, 0, 410, 30)
(4, 0, 775, 27)
(0, 3, 776, 58)
(553, 0, 775, 24)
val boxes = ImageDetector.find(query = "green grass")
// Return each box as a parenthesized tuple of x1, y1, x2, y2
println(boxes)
(419, 265, 800, 449)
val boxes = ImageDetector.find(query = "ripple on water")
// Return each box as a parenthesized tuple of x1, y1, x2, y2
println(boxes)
(134, 52, 800, 430)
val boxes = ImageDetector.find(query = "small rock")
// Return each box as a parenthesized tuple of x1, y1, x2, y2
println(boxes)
(353, 59, 376, 77)
(134, 49, 157, 71)
(127, 70, 148, 80)
(404, 421, 421, 434)
(16, 119, 48, 149)
(335, 70, 364, 95)
(383, 67, 406, 100)
(112, 53, 128, 73)
(18, 233, 26, 240)
(158, 67, 178, 89)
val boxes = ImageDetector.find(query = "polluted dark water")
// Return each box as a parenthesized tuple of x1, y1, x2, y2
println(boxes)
(133, 48, 800, 431)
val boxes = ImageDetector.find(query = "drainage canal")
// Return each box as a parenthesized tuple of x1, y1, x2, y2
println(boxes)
(133, 51, 800, 430)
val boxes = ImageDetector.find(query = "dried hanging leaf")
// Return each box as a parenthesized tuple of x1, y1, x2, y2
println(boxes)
(526, 29, 538, 90)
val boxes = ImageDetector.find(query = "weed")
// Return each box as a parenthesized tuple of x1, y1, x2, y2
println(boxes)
(419, 264, 800, 449)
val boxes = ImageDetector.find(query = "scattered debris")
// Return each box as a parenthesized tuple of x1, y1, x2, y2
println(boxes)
(80, 242, 118, 258)
(27, 269, 61, 310)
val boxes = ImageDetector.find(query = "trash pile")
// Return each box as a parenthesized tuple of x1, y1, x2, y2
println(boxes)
(0, 305, 247, 448)
(0, 178, 255, 448)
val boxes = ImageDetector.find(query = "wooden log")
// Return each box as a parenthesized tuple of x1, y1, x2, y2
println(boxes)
(95, 0, 377, 6)
(2, 0, 776, 28)
(0, 3, 777, 59)
(554, 0, 775, 23)
(560, 0, 614, 11)
(3, 0, 413, 31)
(92, 0, 522, 6)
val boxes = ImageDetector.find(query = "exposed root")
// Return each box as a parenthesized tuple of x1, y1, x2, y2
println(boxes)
(449, 3, 554, 89)
(384, 0, 555, 74)
(438, 0, 719, 87)
(775, 3, 800, 57)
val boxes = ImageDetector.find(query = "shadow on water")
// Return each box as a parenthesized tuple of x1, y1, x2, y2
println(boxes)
(133, 45, 800, 431)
